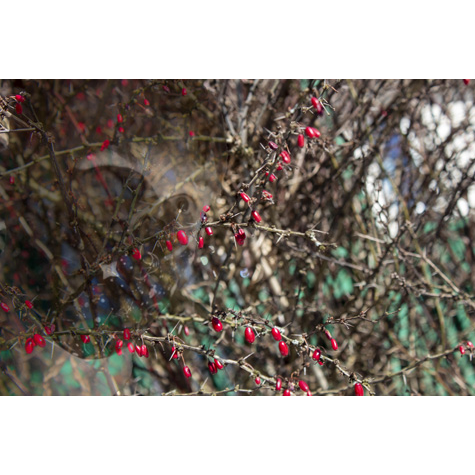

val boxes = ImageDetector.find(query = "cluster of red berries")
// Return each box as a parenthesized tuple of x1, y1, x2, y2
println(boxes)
(114, 329, 150, 357)
(459, 341, 474, 356)
(208, 357, 225, 375)
(14, 94, 25, 114)
(25, 334, 46, 354)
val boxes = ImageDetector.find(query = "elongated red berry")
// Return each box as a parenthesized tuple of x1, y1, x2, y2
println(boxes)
(318, 360, 324, 366)
(166, 240, 173, 251)
(132, 248, 142, 260)
(117, 113, 123, 123)
(311, 97, 323, 114)
(183, 366, 192, 378)
(459, 345, 465, 356)
(268, 141, 278, 150)
(141, 344, 149, 358)
(123, 329, 131, 340)
(240, 192, 250, 203)
(276, 163, 283, 171)
(184, 326, 190, 336)
(33, 334, 46, 348)
(331, 338, 338, 351)
(297, 134, 304, 148)
(467, 341, 474, 348)
(279, 341, 289, 356)
(311, 127, 321, 138)
(25, 300, 33, 309)
(182, 87, 187, 96)
(143, 98, 150, 106)
(215, 359, 224, 370)
(305, 126, 316, 138)
(271, 328, 282, 341)
(135, 345, 143, 356)
(245, 327, 255, 344)
(171, 346, 179, 359)
(81, 334, 90, 344)
(127, 342, 135, 353)
(100, 139, 110, 151)
(283, 389, 291, 396)
(198, 236, 204, 249)
(312, 348, 321, 360)
(275, 378, 282, 391)
(255, 376, 261, 385)
(177, 230, 188, 245)
(463, 79, 470, 85)
(1, 302, 10, 312)
(45, 325, 54, 335)
(115, 340, 123, 351)
(208, 362, 217, 374)
(299, 380, 309, 392)
(268, 173, 277, 183)
(235, 230, 246, 246)
(15, 103, 23, 114)
(205, 226, 213, 236)
(324, 329, 332, 340)
(212, 317, 223, 332)
(251, 210, 262, 223)
(25, 339, 34, 354)
(280, 150, 291, 164)
(354, 382, 364, 396)
(203, 205, 210, 212)
(15, 94, 25, 103)
(118, 126, 125, 134)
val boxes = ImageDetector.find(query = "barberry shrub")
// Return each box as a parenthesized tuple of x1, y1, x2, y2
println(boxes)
(0, 79, 474, 395)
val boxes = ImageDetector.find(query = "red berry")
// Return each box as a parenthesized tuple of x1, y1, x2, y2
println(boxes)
(312, 348, 321, 360)
(297, 134, 305, 148)
(275, 378, 282, 391)
(181, 87, 187, 96)
(280, 150, 291, 164)
(318, 360, 324, 366)
(141, 344, 149, 358)
(183, 366, 192, 378)
(15, 94, 25, 103)
(212, 317, 223, 332)
(132, 248, 142, 260)
(271, 328, 282, 341)
(467, 341, 474, 348)
(240, 192, 250, 203)
(208, 362, 217, 374)
(283, 389, 291, 396)
(331, 338, 338, 351)
(1, 302, 10, 312)
(184, 326, 190, 336)
(255, 376, 261, 385)
(198, 236, 204, 249)
(33, 334, 45, 348)
(354, 383, 364, 396)
(311, 127, 321, 138)
(166, 240, 173, 251)
(143, 98, 150, 106)
(215, 359, 224, 370)
(123, 329, 131, 340)
(235, 230, 246, 246)
(127, 342, 135, 353)
(276, 163, 283, 171)
(251, 210, 262, 223)
(305, 126, 317, 138)
(311, 97, 323, 114)
(205, 226, 213, 236)
(100, 139, 110, 151)
(268, 141, 278, 150)
(117, 113, 123, 123)
(118, 126, 125, 134)
(279, 341, 289, 356)
(268, 173, 277, 183)
(45, 325, 54, 335)
(9, 175, 15, 185)
(189, 131, 195, 137)
(203, 205, 210, 212)
(25, 300, 33, 309)
(459, 345, 465, 356)
(245, 327, 256, 344)
(135, 345, 143, 357)
(25, 339, 34, 354)
(324, 329, 332, 340)
(171, 346, 179, 359)
(299, 380, 309, 392)
(463, 79, 470, 85)
(15, 103, 23, 114)
(81, 334, 90, 344)
(177, 230, 188, 245)
(115, 340, 124, 351)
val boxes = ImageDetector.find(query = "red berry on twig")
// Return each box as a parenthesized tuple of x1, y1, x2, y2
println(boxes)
(198, 236, 204, 249)
(123, 329, 131, 340)
(299, 380, 309, 392)
(132, 248, 142, 260)
(279, 341, 289, 356)
(251, 210, 262, 223)
(212, 317, 223, 332)
(127, 342, 135, 353)
(268, 141, 278, 150)
(203, 205, 210, 212)
(181, 88, 187, 96)
(271, 328, 282, 341)
(33, 334, 46, 348)
(1, 302, 10, 312)
(183, 366, 192, 378)
(208, 362, 217, 374)
(459, 345, 465, 356)
(177, 230, 188, 245)
(81, 335, 90, 344)
(354, 383, 364, 396)
(283, 389, 291, 396)
(245, 327, 256, 344)
(298, 134, 304, 148)
(312, 348, 321, 360)
(275, 378, 282, 391)
(25, 300, 33, 309)
(117, 114, 123, 123)
(166, 240, 173, 251)
(255, 376, 261, 385)
(205, 226, 213, 236)
(280, 150, 291, 164)
(15, 103, 23, 114)
(331, 338, 338, 351)
(240, 192, 250, 203)
(25, 339, 34, 354)
(215, 359, 224, 370)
